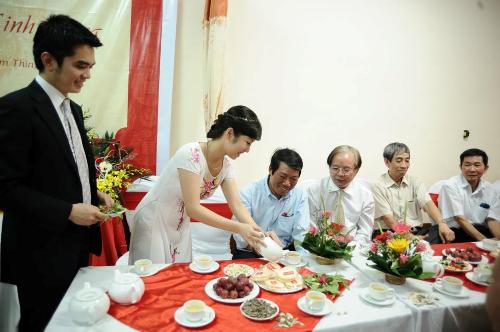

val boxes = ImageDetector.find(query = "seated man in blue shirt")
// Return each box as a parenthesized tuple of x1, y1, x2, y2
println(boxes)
(232, 148, 310, 259)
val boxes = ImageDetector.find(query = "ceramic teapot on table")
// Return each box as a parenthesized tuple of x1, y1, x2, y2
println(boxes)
(69, 282, 110, 325)
(422, 254, 444, 278)
(108, 270, 145, 305)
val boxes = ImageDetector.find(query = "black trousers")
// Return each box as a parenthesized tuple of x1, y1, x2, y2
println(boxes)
(426, 223, 493, 244)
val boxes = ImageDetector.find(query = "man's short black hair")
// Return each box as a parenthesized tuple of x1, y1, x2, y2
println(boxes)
(460, 148, 489, 167)
(269, 148, 303, 175)
(33, 14, 102, 71)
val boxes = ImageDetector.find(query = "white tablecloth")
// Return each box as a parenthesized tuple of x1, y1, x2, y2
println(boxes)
(46, 250, 491, 332)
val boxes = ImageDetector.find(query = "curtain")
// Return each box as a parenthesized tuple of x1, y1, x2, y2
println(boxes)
(203, 0, 228, 132)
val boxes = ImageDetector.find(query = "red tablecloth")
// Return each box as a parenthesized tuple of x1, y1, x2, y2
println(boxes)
(108, 259, 349, 332)
(89, 217, 128, 266)
(431, 242, 495, 293)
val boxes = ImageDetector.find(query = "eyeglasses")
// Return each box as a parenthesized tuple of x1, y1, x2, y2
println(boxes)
(330, 166, 354, 175)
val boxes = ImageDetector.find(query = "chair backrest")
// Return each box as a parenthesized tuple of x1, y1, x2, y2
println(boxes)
(296, 179, 318, 192)
(356, 178, 373, 191)
(115, 251, 130, 266)
(0, 282, 20, 332)
(428, 179, 447, 208)
(428, 180, 446, 194)
(191, 187, 233, 260)
(493, 180, 500, 199)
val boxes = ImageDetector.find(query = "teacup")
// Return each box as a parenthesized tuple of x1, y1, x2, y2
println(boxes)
(368, 282, 394, 301)
(194, 255, 214, 270)
(482, 239, 497, 250)
(473, 266, 493, 283)
(436, 276, 463, 294)
(183, 299, 207, 322)
(134, 259, 152, 275)
(260, 237, 283, 262)
(286, 251, 301, 265)
(305, 291, 326, 312)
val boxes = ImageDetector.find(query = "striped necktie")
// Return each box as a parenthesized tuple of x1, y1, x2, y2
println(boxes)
(61, 98, 91, 204)
(334, 189, 345, 224)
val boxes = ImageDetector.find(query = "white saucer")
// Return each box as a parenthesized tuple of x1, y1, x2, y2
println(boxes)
(130, 266, 164, 277)
(432, 282, 470, 298)
(189, 261, 219, 274)
(174, 306, 215, 328)
(476, 241, 497, 252)
(359, 289, 395, 306)
(279, 258, 307, 268)
(296, 296, 333, 316)
(465, 272, 490, 287)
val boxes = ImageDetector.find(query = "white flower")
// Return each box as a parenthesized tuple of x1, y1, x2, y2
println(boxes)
(99, 161, 113, 174)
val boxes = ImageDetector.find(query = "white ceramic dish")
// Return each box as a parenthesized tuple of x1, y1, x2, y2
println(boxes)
(129, 265, 165, 277)
(256, 280, 304, 294)
(359, 289, 395, 306)
(189, 261, 219, 274)
(223, 264, 255, 277)
(465, 272, 490, 287)
(240, 298, 280, 321)
(442, 261, 473, 273)
(296, 296, 333, 316)
(432, 282, 470, 298)
(279, 258, 307, 268)
(204, 277, 260, 304)
(441, 248, 488, 265)
(174, 306, 215, 328)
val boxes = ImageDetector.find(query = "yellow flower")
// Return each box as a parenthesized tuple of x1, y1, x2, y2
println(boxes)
(387, 238, 409, 253)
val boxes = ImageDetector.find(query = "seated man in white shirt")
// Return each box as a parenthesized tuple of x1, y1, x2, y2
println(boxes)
(439, 148, 500, 242)
(306, 145, 374, 244)
(233, 148, 310, 259)
(372, 142, 455, 243)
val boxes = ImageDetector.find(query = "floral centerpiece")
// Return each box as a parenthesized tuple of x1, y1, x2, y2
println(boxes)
(296, 199, 355, 264)
(87, 124, 151, 218)
(367, 223, 434, 284)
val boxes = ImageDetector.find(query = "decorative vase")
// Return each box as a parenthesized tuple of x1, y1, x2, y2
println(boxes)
(385, 273, 406, 285)
(313, 255, 341, 265)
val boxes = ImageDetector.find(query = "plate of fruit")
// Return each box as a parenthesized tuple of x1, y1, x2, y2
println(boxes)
(442, 247, 488, 265)
(205, 275, 260, 304)
(441, 257, 473, 273)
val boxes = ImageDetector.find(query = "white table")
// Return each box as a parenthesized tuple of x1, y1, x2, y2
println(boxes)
(46, 250, 491, 332)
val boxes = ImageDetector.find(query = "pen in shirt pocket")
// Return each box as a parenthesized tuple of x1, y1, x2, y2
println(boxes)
(281, 211, 295, 217)
(479, 203, 490, 209)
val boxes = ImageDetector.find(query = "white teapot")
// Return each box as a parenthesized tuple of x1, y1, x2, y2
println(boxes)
(69, 282, 110, 325)
(422, 255, 444, 278)
(259, 236, 283, 262)
(108, 270, 145, 305)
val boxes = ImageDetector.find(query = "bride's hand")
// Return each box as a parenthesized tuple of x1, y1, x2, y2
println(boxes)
(239, 224, 265, 249)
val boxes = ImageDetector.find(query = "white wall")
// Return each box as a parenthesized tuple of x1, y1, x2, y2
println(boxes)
(171, 0, 500, 189)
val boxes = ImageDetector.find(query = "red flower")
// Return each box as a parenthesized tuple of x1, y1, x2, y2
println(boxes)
(374, 231, 390, 242)
(370, 243, 378, 253)
(335, 235, 346, 243)
(331, 223, 344, 232)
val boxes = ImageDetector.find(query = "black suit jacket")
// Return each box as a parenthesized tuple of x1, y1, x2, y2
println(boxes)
(0, 80, 101, 329)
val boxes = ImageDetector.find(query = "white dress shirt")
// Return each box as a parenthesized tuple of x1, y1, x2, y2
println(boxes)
(439, 174, 500, 228)
(306, 177, 375, 244)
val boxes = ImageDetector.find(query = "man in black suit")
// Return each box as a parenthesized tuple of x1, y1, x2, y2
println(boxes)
(0, 15, 113, 331)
